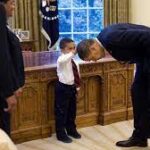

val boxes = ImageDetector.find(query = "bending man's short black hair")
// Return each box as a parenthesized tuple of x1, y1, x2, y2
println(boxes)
(59, 38, 74, 50)
(76, 39, 95, 60)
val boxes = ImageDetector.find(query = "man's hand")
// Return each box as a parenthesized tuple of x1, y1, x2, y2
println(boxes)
(4, 95, 17, 113)
(14, 87, 23, 97)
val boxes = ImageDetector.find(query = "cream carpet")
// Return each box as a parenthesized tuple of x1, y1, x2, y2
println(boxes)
(17, 120, 150, 150)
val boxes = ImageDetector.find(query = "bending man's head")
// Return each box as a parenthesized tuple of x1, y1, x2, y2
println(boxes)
(77, 39, 105, 61)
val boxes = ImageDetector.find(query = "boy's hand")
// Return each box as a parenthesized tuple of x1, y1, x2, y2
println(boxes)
(76, 88, 80, 103)
(72, 49, 77, 54)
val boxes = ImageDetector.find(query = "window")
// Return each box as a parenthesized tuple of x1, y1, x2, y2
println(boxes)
(58, 0, 104, 44)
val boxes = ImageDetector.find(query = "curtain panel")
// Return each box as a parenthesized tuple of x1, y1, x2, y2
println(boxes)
(104, 0, 130, 26)
(12, 0, 47, 51)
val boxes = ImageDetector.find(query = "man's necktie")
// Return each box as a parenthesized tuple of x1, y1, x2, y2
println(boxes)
(71, 59, 81, 88)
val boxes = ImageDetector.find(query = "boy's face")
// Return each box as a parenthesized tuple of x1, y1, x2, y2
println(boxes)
(62, 42, 76, 54)
(84, 41, 105, 61)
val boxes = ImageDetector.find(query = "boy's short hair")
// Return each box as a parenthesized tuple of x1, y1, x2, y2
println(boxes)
(59, 38, 74, 50)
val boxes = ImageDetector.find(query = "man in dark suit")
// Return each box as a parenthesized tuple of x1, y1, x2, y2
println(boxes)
(0, 0, 25, 135)
(77, 23, 150, 147)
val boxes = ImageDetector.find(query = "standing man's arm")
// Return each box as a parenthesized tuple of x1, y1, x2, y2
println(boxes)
(0, 4, 17, 112)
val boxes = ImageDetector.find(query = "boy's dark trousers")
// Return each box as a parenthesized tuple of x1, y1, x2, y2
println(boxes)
(55, 81, 77, 136)
(131, 59, 150, 139)
(0, 94, 11, 135)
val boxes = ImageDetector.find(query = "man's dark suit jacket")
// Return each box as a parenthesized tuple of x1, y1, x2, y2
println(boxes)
(97, 23, 150, 63)
(0, 3, 25, 98)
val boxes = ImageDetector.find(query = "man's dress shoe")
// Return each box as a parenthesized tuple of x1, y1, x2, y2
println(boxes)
(116, 136, 148, 147)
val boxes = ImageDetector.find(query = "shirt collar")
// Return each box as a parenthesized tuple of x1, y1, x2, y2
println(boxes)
(95, 38, 104, 49)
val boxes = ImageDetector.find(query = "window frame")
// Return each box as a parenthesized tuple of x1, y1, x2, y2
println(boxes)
(58, 0, 104, 43)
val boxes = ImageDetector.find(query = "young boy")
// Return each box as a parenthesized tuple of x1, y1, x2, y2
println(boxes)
(55, 38, 81, 143)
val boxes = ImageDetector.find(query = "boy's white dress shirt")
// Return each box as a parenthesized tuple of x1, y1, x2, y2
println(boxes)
(57, 52, 80, 86)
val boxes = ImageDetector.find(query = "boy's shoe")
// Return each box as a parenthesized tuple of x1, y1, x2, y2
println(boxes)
(57, 134, 72, 143)
(67, 129, 81, 139)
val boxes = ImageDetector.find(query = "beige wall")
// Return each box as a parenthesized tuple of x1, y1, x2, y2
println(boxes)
(130, 0, 150, 26)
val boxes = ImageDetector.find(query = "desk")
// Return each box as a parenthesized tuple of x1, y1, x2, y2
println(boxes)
(11, 51, 134, 143)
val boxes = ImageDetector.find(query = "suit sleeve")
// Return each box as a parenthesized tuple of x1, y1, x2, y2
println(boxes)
(7, 30, 25, 88)
(0, 4, 15, 98)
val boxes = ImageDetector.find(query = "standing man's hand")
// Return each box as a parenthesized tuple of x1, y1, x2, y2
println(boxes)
(4, 95, 17, 113)
(14, 87, 23, 97)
